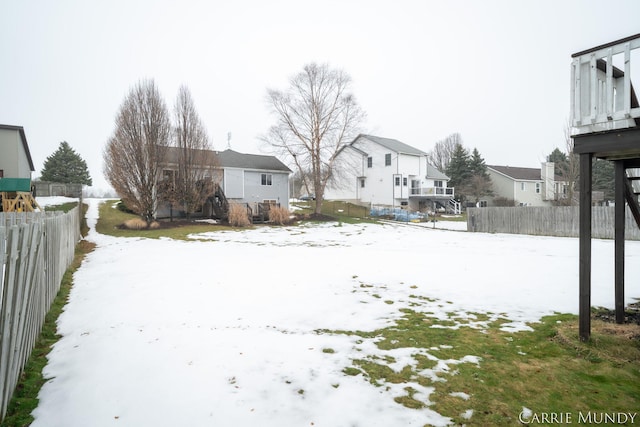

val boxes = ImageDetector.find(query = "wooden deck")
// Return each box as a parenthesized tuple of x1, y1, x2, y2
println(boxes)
(571, 34, 640, 341)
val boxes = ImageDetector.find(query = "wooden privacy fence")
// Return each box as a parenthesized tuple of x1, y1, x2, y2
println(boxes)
(467, 206, 640, 240)
(0, 208, 81, 421)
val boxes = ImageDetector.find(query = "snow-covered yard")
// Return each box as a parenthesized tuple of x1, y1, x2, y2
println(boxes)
(31, 199, 640, 427)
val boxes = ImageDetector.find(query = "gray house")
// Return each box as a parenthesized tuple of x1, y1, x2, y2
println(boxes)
(158, 148, 291, 219)
(485, 163, 569, 207)
(0, 124, 35, 180)
(216, 149, 291, 209)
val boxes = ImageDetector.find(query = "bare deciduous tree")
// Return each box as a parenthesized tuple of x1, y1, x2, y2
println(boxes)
(561, 119, 580, 205)
(169, 85, 216, 219)
(429, 133, 462, 173)
(465, 174, 494, 206)
(262, 63, 365, 215)
(103, 79, 171, 224)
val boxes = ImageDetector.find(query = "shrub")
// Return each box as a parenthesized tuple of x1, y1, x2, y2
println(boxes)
(228, 203, 251, 227)
(123, 218, 160, 229)
(268, 206, 292, 225)
(117, 200, 136, 214)
(493, 197, 516, 207)
(123, 218, 147, 229)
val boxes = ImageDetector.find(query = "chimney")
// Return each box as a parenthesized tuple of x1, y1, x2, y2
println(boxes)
(541, 162, 555, 201)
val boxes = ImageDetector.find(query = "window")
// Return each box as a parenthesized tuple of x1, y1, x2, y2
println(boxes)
(434, 180, 443, 188)
(367, 157, 372, 168)
(360, 178, 365, 188)
(520, 182, 526, 191)
(479, 200, 488, 207)
(395, 176, 401, 186)
(162, 170, 175, 189)
(385, 153, 392, 166)
(535, 182, 541, 194)
(403, 177, 407, 186)
(0, 169, 3, 178)
(261, 173, 272, 186)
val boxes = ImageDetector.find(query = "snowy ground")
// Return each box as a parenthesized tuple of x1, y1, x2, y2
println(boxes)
(31, 198, 640, 427)
(36, 196, 81, 208)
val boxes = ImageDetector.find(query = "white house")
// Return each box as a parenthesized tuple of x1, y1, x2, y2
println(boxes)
(485, 163, 568, 207)
(325, 134, 458, 213)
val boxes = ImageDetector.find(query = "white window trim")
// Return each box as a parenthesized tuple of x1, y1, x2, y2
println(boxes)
(261, 173, 272, 186)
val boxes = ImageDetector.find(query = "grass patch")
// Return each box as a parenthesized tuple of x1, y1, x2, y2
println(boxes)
(435, 212, 467, 222)
(42, 201, 90, 236)
(322, 309, 640, 425)
(1, 205, 94, 427)
(95, 200, 228, 240)
(291, 200, 378, 224)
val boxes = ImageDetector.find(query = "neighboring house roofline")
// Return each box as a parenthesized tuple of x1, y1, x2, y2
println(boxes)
(426, 164, 450, 181)
(164, 147, 291, 173)
(353, 134, 428, 156)
(343, 144, 368, 157)
(0, 124, 35, 171)
(487, 165, 562, 182)
(345, 133, 450, 179)
(216, 149, 291, 173)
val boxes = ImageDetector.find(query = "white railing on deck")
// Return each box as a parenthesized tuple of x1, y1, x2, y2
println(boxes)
(410, 186, 454, 197)
(571, 34, 640, 135)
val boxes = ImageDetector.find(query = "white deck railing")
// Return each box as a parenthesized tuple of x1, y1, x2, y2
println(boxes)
(410, 186, 454, 197)
(571, 34, 640, 135)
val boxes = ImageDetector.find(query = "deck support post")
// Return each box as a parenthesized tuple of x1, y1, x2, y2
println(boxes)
(579, 153, 592, 341)
(614, 161, 626, 324)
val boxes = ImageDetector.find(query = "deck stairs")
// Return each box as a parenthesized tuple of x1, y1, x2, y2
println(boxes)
(624, 167, 640, 229)
(209, 184, 229, 220)
(448, 198, 461, 215)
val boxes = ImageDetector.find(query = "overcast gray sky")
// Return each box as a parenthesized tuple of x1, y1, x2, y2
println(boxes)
(2, 0, 639, 193)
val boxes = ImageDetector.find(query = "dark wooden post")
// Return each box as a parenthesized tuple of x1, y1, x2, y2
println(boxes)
(579, 153, 592, 341)
(614, 161, 625, 324)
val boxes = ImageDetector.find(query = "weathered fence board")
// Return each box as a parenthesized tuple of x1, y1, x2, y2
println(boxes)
(467, 206, 640, 240)
(0, 208, 80, 420)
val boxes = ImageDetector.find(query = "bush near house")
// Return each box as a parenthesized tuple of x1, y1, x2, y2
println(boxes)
(123, 218, 160, 230)
(228, 203, 251, 227)
(268, 206, 292, 225)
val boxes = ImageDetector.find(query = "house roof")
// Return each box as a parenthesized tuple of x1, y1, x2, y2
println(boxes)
(487, 165, 563, 181)
(341, 134, 449, 180)
(216, 149, 291, 172)
(0, 124, 35, 171)
(165, 147, 291, 173)
(356, 134, 428, 156)
(426, 166, 450, 181)
(488, 165, 542, 180)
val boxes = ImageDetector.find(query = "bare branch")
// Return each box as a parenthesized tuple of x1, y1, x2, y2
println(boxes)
(103, 79, 171, 223)
(262, 63, 366, 213)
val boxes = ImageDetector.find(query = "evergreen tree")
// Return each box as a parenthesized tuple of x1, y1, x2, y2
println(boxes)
(547, 148, 568, 177)
(547, 147, 567, 164)
(41, 141, 93, 185)
(466, 147, 493, 204)
(445, 143, 471, 189)
(468, 147, 490, 179)
(592, 158, 614, 201)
